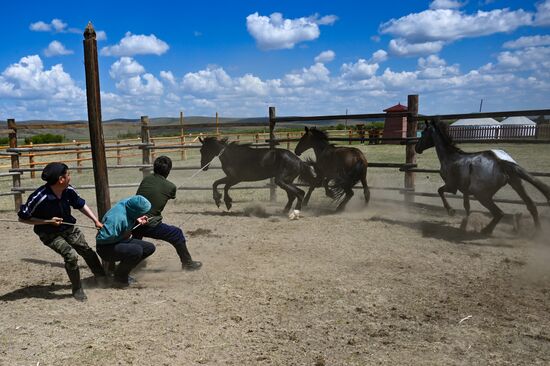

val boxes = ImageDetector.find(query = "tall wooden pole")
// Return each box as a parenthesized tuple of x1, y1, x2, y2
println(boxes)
(268, 106, 276, 202)
(83, 22, 111, 219)
(180, 111, 186, 160)
(215, 112, 219, 136)
(141, 116, 151, 177)
(405, 94, 418, 203)
(7, 119, 22, 210)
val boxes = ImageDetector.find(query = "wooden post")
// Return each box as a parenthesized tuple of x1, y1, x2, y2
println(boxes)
(116, 140, 122, 165)
(287, 132, 290, 151)
(141, 116, 151, 177)
(28, 142, 36, 178)
(75, 142, 82, 173)
(348, 129, 352, 145)
(405, 94, 419, 203)
(180, 111, 186, 160)
(83, 22, 111, 219)
(268, 106, 277, 202)
(216, 112, 219, 136)
(8, 119, 22, 210)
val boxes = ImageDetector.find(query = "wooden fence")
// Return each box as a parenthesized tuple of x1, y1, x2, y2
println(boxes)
(2, 101, 550, 210)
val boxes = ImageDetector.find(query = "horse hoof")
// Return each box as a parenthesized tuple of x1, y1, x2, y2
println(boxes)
(215, 200, 221, 208)
(225, 201, 232, 210)
(480, 227, 493, 236)
(288, 209, 300, 220)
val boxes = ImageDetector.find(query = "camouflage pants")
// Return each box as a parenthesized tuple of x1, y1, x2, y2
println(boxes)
(37, 227, 101, 273)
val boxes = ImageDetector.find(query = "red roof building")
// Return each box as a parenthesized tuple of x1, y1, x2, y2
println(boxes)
(382, 103, 408, 144)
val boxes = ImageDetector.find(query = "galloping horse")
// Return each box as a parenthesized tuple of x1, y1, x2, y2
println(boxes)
(199, 137, 318, 213)
(415, 119, 550, 234)
(294, 127, 370, 211)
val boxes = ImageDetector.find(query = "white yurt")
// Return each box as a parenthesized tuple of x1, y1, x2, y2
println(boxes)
(449, 118, 500, 140)
(500, 116, 536, 137)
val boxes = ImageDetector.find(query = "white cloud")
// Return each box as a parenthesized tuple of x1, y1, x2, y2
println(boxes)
(44, 41, 73, 57)
(0, 55, 83, 100)
(29, 21, 51, 32)
(496, 46, 550, 71)
(234, 74, 269, 96)
(340, 59, 379, 80)
(160, 70, 176, 85)
(51, 19, 67, 32)
(284, 63, 330, 86)
(429, 0, 465, 10)
(96, 30, 107, 41)
(535, 0, 550, 26)
(115, 73, 164, 96)
(314, 50, 335, 63)
(388, 38, 445, 56)
(109, 57, 145, 79)
(380, 8, 533, 43)
(246, 12, 337, 50)
(417, 55, 459, 78)
(182, 67, 232, 94)
(371, 49, 388, 63)
(504, 35, 550, 49)
(101, 32, 169, 57)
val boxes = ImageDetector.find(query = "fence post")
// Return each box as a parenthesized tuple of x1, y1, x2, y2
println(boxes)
(216, 111, 219, 136)
(141, 116, 151, 177)
(269, 106, 277, 202)
(116, 140, 122, 165)
(83, 22, 111, 221)
(404, 94, 419, 203)
(75, 141, 82, 173)
(287, 132, 290, 151)
(8, 119, 22, 210)
(348, 129, 352, 145)
(180, 111, 186, 160)
(28, 142, 36, 179)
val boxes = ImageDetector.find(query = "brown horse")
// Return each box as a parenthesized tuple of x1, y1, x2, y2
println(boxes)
(294, 127, 370, 211)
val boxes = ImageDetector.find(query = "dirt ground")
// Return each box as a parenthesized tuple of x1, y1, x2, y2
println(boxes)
(0, 185, 549, 366)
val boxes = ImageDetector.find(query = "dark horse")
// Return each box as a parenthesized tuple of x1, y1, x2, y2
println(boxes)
(294, 127, 370, 211)
(199, 137, 318, 213)
(415, 119, 550, 234)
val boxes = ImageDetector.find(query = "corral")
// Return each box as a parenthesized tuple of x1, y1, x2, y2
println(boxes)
(1, 138, 549, 365)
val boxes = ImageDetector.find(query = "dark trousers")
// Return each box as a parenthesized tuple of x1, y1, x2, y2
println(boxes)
(97, 239, 155, 281)
(133, 223, 193, 264)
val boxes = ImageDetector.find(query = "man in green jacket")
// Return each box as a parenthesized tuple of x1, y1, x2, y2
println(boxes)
(132, 156, 202, 271)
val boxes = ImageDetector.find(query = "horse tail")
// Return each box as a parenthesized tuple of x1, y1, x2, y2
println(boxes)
(297, 158, 321, 186)
(501, 160, 550, 203)
(327, 160, 365, 202)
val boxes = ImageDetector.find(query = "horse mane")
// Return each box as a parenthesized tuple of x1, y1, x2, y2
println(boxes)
(433, 120, 464, 153)
(309, 128, 329, 141)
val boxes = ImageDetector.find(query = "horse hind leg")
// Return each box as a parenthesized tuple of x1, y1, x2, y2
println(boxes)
(477, 195, 504, 235)
(276, 179, 304, 213)
(459, 194, 470, 231)
(508, 178, 540, 230)
(360, 173, 370, 205)
(336, 188, 354, 212)
(223, 178, 239, 210)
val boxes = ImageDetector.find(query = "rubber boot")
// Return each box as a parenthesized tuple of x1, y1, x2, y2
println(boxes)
(177, 243, 202, 271)
(66, 267, 87, 301)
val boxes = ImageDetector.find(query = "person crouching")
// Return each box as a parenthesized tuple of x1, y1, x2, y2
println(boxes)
(96, 195, 156, 287)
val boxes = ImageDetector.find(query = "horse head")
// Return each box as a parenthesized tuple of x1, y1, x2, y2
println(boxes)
(199, 136, 226, 170)
(295, 126, 314, 156)
(415, 120, 437, 154)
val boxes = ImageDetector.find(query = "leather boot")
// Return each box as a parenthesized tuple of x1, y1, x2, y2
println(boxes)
(65, 267, 87, 301)
(82, 250, 107, 278)
(176, 242, 202, 271)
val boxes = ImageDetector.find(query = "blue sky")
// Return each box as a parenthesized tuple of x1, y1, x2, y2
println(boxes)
(0, 0, 549, 120)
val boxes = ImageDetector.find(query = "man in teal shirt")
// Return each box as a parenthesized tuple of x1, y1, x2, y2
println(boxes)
(132, 156, 202, 270)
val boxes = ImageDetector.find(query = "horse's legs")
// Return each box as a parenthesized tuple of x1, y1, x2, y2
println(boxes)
(323, 178, 335, 199)
(438, 185, 456, 216)
(336, 187, 354, 212)
(275, 179, 305, 212)
(477, 195, 504, 235)
(212, 176, 230, 208)
(508, 178, 540, 230)
(223, 178, 240, 210)
(360, 172, 370, 205)
(460, 194, 471, 230)
(303, 185, 315, 207)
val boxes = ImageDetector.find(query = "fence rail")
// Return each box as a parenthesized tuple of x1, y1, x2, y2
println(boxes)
(2, 104, 550, 211)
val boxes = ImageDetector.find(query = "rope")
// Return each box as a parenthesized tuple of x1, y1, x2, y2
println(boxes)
(178, 146, 226, 188)
(0, 218, 99, 230)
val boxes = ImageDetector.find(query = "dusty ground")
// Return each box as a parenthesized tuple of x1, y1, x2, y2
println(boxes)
(1, 187, 549, 365)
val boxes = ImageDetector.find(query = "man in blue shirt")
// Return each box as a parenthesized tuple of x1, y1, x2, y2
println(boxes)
(18, 162, 106, 301)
